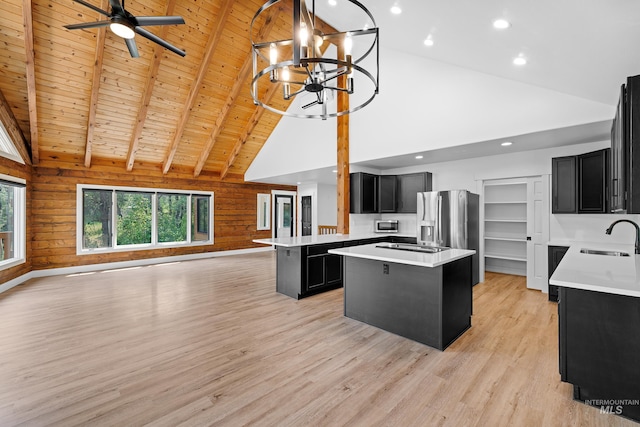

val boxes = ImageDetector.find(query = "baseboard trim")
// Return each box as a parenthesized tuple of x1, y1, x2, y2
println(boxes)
(1, 246, 274, 294)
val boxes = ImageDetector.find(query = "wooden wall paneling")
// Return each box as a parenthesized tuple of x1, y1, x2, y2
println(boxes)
(84, 0, 109, 168)
(162, 0, 237, 174)
(30, 158, 294, 271)
(126, 0, 178, 171)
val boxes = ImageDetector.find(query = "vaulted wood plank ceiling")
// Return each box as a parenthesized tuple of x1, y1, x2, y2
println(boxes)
(0, 0, 299, 180)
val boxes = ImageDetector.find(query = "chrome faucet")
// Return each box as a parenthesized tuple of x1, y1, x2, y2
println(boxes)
(605, 219, 640, 254)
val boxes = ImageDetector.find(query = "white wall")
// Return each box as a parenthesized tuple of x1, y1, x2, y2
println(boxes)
(317, 184, 337, 226)
(385, 140, 640, 246)
(246, 46, 614, 182)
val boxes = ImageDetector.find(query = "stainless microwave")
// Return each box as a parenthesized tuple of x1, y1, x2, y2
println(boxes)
(375, 220, 399, 233)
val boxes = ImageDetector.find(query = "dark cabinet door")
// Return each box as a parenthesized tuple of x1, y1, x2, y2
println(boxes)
(552, 156, 577, 213)
(610, 86, 626, 212)
(578, 149, 609, 213)
(350, 172, 378, 213)
(396, 172, 432, 213)
(378, 175, 397, 212)
(547, 245, 569, 302)
(325, 254, 342, 286)
(306, 254, 325, 289)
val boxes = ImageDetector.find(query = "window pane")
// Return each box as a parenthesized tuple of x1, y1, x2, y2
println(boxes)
(116, 192, 152, 245)
(0, 183, 15, 260)
(191, 196, 210, 242)
(157, 193, 187, 243)
(83, 189, 112, 249)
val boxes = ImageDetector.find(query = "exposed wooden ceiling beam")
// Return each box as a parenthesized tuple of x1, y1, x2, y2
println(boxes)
(161, 0, 236, 175)
(23, 0, 39, 164)
(192, 6, 281, 178)
(126, 0, 177, 171)
(0, 89, 32, 165)
(219, 84, 279, 180)
(84, 0, 109, 168)
(219, 15, 339, 180)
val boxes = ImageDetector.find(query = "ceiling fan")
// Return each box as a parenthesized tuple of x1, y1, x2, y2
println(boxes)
(64, 0, 186, 58)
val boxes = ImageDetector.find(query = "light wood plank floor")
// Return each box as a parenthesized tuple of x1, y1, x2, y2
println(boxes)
(0, 251, 636, 426)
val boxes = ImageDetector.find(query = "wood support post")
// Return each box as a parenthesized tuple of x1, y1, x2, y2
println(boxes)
(336, 47, 350, 234)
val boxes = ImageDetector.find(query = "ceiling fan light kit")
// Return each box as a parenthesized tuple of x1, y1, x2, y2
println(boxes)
(64, 0, 186, 57)
(250, 0, 379, 119)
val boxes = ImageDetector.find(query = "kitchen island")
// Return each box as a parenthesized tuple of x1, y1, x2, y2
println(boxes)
(550, 243, 640, 422)
(253, 234, 416, 299)
(329, 244, 475, 350)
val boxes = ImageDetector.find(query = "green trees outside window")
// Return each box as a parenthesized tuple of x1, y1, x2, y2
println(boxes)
(81, 187, 212, 251)
(158, 193, 187, 243)
(117, 192, 152, 245)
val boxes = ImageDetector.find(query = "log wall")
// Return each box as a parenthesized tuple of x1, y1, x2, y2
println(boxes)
(27, 155, 294, 271)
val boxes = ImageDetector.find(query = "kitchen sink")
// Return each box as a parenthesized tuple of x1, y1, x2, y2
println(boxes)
(375, 242, 449, 254)
(579, 248, 630, 257)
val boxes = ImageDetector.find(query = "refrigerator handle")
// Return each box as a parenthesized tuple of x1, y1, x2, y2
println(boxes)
(418, 193, 425, 221)
(437, 194, 442, 245)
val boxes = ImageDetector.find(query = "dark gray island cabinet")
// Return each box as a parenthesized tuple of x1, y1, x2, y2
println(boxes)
(253, 235, 417, 299)
(330, 244, 475, 351)
(550, 244, 640, 423)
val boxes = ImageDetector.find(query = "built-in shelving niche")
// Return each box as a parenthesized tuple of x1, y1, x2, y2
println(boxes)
(483, 180, 527, 276)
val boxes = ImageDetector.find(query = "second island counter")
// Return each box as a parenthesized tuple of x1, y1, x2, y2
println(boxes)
(329, 244, 476, 350)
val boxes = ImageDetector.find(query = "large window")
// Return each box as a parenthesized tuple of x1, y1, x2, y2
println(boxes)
(78, 185, 213, 254)
(0, 176, 25, 269)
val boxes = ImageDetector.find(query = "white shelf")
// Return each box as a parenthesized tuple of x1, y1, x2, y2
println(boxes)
(484, 218, 527, 223)
(484, 236, 526, 242)
(484, 201, 527, 204)
(485, 253, 527, 262)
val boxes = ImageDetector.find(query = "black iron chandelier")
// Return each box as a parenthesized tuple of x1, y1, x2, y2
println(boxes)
(250, 0, 379, 119)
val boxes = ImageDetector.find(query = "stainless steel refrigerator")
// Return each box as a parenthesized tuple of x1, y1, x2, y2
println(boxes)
(417, 190, 480, 285)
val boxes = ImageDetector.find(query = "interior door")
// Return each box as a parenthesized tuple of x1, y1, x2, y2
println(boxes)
(275, 195, 294, 238)
(301, 196, 312, 236)
(526, 175, 550, 290)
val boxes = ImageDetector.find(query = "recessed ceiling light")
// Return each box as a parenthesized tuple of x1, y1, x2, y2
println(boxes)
(415, 155, 424, 159)
(513, 54, 527, 66)
(332, 170, 337, 173)
(390, 2, 402, 14)
(493, 19, 510, 29)
(501, 141, 513, 146)
(296, 181, 302, 185)
(423, 36, 434, 47)
(328, 0, 337, 6)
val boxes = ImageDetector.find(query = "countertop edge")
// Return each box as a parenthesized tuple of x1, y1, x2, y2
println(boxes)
(329, 245, 475, 268)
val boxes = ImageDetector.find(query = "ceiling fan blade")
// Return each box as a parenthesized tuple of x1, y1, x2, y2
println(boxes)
(108, 0, 124, 13)
(64, 21, 111, 30)
(135, 16, 185, 26)
(134, 26, 186, 57)
(125, 38, 139, 58)
(72, 0, 110, 17)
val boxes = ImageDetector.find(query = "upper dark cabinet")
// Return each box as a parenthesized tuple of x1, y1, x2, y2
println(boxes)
(609, 74, 640, 214)
(578, 149, 609, 213)
(552, 149, 609, 214)
(378, 175, 397, 213)
(396, 173, 432, 213)
(552, 156, 576, 213)
(350, 172, 378, 213)
(351, 172, 432, 214)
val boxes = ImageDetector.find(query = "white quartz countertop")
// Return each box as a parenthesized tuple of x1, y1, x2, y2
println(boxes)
(549, 242, 640, 298)
(253, 233, 413, 247)
(328, 244, 475, 268)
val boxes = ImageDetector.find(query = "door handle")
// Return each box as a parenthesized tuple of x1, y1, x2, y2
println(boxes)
(526, 236, 532, 241)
